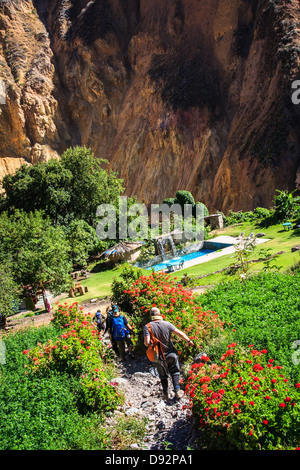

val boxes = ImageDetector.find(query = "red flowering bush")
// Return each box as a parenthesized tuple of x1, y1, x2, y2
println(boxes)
(185, 344, 300, 450)
(119, 270, 223, 360)
(51, 302, 90, 328)
(23, 303, 123, 412)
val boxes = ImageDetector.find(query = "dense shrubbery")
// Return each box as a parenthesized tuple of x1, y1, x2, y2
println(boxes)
(223, 190, 300, 226)
(112, 266, 223, 360)
(0, 371, 109, 450)
(223, 207, 273, 226)
(1, 146, 124, 226)
(185, 344, 300, 450)
(113, 266, 300, 449)
(24, 303, 123, 413)
(0, 146, 127, 319)
(0, 324, 112, 449)
(199, 272, 300, 381)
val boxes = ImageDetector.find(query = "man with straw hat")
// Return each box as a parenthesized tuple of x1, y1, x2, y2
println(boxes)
(143, 307, 194, 400)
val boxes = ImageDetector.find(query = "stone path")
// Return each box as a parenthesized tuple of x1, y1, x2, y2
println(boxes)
(5, 299, 200, 450)
(104, 345, 200, 450)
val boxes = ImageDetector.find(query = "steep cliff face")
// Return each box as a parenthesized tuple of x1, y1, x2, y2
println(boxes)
(0, 0, 300, 212)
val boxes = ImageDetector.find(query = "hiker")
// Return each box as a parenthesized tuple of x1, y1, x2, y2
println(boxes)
(143, 307, 194, 400)
(105, 305, 119, 355)
(93, 309, 106, 334)
(111, 304, 135, 361)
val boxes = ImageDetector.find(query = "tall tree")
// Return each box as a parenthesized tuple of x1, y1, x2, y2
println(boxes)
(1, 146, 125, 226)
(0, 210, 72, 301)
(0, 260, 20, 328)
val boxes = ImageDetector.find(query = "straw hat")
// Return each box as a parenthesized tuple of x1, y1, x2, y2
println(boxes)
(150, 307, 163, 321)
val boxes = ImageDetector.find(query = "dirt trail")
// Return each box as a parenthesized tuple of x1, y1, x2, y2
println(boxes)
(103, 347, 200, 450)
(4, 297, 201, 450)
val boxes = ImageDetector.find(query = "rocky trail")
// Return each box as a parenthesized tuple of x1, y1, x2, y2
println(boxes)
(4, 299, 201, 450)
(103, 345, 200, 451)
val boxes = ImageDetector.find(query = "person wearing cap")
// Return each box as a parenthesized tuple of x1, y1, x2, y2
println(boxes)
(111, 304, 135, 361)
(143, 307, 194, 400)
(93, 309, 106, 335)
(104, 305, 119, 355)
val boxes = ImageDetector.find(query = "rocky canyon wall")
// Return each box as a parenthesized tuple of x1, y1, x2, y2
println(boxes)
(0, 0, 300, 213)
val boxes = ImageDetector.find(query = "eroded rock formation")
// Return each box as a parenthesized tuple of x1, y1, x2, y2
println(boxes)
(0, 0, 300, 212)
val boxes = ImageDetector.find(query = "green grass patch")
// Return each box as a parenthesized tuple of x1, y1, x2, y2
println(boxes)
(167, 221, 300, 285)
(56, 264, 149, 308)
(198, 272, 300, 382)
(55, 220, 300, 306)
(0, 324, 113, 450)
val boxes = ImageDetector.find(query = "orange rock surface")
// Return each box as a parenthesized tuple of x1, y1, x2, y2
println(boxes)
(0, 0, 299, 212)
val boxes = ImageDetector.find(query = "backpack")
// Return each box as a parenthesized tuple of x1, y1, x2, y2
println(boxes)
(112, 315, 127, 341)
(95, 311, 105, 330)
(146, 323, 165, 363)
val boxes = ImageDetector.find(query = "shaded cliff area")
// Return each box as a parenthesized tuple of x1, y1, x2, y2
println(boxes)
(0, 0, 300, 212)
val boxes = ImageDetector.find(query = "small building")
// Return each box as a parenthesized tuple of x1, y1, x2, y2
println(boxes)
(204, 213, 224, 230)
(102, 241, 144, 263)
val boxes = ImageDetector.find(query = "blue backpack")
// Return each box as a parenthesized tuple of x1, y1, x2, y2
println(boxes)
(112, 316, 127, 341)
(95, 311, 105, 328)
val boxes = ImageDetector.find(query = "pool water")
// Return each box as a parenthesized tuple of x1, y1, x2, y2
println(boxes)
(148, 248, 216, 271)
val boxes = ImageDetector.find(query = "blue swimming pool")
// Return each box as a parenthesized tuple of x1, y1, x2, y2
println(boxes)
(148, 248, 215, 272)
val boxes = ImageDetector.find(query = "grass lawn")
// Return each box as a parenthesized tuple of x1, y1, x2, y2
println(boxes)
(56, 220, 300, 307)
(173, 220, 300, 283)
(56, 265, 149, 308)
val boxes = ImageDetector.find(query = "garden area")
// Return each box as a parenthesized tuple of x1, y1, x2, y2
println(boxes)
(0, 147, 300, 450)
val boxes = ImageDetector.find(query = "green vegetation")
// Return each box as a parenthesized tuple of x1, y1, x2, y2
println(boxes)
(110, 266, 300, 450)
(0, 324, 109, 450)
(198, 272, 300, 381)
(57, 204, 300, 306)
(0, 260, 20, 321)
(0, 210, 72, 297)
(186, 345, 300, 450)
(1, 144, 300, 451)
(0, 306, 125, 450)
(0, 146, 130, 319)
(148, 53, 220, 113)
(1, 146, 124, 226)
(111, 267, 223, 361)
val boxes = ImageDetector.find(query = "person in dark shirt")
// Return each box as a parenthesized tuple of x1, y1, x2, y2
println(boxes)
(143, 307, 193, 400)
(111, 304, 135, 361)
(105, 305, 118, 355)
(93, 309, 106, 334)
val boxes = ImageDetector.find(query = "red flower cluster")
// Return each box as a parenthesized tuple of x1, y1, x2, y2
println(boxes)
(124, 271, 223, 360)
(183, 343, 300, 449)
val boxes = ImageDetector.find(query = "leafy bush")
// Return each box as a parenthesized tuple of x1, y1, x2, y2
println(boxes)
(116, 270, 223, 360)
(273, 189, 300, 222)
(175, 190, 195, 207)
(23, 303, 123, 413)
(0, 325, 111, 450)
(64, 219, 105, 268)
(199, 272, 300, 381)
(111, 263, 144, 313)
(185, 344, 300, 450)
(0, 371, 109, 450)
(2, 324, 61, 374)
(0, 209, 72, 296)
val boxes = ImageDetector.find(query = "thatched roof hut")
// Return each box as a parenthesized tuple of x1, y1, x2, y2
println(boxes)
(102, 241, 144, 263)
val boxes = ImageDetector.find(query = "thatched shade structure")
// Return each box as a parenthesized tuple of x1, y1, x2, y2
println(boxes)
(102, 241, 144, 263)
